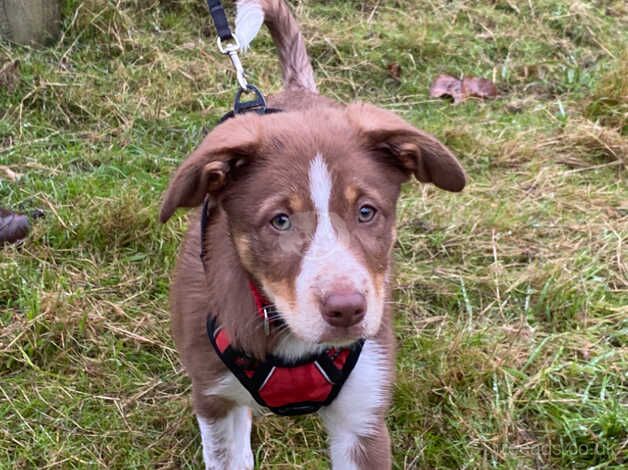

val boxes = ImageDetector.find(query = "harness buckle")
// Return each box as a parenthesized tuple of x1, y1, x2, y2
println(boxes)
(233, 84, 267, 114)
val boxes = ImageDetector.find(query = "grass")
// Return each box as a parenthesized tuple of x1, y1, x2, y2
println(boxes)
(1, 0, 626, 468)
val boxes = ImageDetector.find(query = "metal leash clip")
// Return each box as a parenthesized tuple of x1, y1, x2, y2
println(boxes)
(216, 35, 248, 91)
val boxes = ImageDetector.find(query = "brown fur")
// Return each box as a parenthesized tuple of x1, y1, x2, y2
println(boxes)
(257, 0, 317, 92)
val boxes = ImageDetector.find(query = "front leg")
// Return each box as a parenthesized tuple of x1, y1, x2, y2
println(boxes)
(323, 418, 391, 470)
(196, 405, 254, 470)
(319, 340, 393, 469)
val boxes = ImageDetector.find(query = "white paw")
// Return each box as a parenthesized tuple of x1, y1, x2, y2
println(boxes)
(233, 448, 254, 470)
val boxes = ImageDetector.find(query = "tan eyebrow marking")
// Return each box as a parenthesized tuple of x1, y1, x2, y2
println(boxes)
(289, 194, 305, 212)
(344, 185, 359, 205)
(344, 184, 386, 209)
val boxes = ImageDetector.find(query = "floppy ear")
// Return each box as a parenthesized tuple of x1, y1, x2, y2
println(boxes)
(160, 115, 261, 222)
(346, 103, 466, 192)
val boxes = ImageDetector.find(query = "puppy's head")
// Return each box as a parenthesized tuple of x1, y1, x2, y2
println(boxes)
(161, 103, 465, 345)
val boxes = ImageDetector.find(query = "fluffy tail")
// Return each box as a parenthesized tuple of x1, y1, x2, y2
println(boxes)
(235, 0, 317, 93)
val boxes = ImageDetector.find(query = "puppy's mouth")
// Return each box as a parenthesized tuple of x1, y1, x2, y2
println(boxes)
(317, 324, 365, 345)
(273, 312, 365, 346)
(275, 311, 369, 348)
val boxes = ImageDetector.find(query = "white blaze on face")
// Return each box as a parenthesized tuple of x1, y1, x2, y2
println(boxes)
(272, 153, 383, 343)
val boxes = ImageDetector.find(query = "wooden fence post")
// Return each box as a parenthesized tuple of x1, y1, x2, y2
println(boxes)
(0, 0, 62, 47)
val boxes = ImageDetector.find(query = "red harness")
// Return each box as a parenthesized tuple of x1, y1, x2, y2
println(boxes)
(206, 282, 364, 416)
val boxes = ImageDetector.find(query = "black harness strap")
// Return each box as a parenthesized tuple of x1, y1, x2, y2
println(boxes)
(220, 87, 283, 123)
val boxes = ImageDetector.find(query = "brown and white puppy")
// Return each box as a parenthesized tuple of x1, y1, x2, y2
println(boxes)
(160, 1, 466, 468)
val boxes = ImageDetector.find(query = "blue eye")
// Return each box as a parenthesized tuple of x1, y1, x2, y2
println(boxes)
(270, 213, 292, 231)
(358, 205, 377, 223)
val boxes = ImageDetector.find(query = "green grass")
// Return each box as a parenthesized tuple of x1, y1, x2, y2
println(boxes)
(1, 0, 626, 468)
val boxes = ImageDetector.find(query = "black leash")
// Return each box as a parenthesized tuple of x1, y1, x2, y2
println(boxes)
(206, 0, 233, 42)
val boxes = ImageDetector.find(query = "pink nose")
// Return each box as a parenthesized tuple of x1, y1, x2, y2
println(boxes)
(321, 292, 366, 328)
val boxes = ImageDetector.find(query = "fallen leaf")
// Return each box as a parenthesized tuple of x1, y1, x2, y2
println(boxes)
(461, 76, 498, 100)
(430, 74, 497, 103)
(430, 74, 464, 103)
(387, 62, 401, 80)
(0, 207, 30, 245)
(0, 60, 21, 93)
